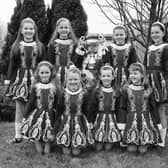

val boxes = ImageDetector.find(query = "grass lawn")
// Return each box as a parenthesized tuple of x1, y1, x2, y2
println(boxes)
(0, 122, 168, 168)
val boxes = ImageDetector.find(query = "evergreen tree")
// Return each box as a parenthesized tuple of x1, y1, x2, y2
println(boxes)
(1, 2, 22, 75)
(50, 0, 88, 38)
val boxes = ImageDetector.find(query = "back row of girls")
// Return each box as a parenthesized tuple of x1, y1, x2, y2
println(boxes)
(4, 16, 168, 155)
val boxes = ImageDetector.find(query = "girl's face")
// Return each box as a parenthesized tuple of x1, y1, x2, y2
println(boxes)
(67, 72, 80, 92)
(113, 28, 126, 45)
(129, 70, 143, 85)
(151, 25, 164, 45)
(38, 65, 51, 83)
(57, 21, 70, 40)
(100, 69, 114, 88)
(21, 22, 35, 42)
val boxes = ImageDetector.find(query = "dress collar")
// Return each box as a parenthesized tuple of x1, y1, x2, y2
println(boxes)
(101, 87, 113, 93)
(54, 39, 73, 45)
(128, 84, 144, 91)
(65, 87, 82, 95)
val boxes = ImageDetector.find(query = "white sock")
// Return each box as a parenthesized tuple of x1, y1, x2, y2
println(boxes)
(158, 128, 167, 147)
(15, 122, 22, 139)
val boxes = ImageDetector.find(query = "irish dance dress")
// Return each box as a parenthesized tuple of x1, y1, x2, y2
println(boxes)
(89, 87, 121, 143)
(55, 87, 94, 149)
(119, 84, 161, 146)
(6, 41, 45, 102)
(144, 43, 168, 103)
(47, 39, 85, 87)
(21, 82, 58, 142)
(103, 43, 137, 90)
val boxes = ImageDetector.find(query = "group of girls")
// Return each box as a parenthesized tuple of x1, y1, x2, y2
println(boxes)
(4, 16, 168, 156)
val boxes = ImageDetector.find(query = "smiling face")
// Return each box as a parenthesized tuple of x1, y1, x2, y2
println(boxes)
(67, 71, 81, 92)
(151, 25, 164, 45)
(57, 21, 70, 40)
(113, 28, 126, 45)
(38, 65, 51, 84)
(21, 22, 35, 42)
(100, 69, 114, 88)
(129, 70, 143, 86)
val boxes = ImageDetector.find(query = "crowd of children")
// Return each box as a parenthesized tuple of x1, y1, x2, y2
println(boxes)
(3, 17, 168, 156)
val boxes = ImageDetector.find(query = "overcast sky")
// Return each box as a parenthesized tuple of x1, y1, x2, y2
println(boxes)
(0, 0, 114, 34)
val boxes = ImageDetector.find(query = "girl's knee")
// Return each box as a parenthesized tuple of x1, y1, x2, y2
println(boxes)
(62, 147, 71, 155)
(127, 145, 137, 152)
(104, 143, 112, 151)
(138, 145, 148, 154)
(72, 148, 81, 156)
(95, 142, 103, 151)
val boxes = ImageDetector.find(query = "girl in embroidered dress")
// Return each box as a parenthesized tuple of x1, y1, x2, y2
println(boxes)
(88, 64, 121, 151)
(54, 65, 94, 156)
(118, 62, 161, 154)
(4, 17, 45, 143)
(47, 17, 85, 89)
(102, 25, 138, 91)
(144, 21, 168, 147)
(21, 61, 58, 154)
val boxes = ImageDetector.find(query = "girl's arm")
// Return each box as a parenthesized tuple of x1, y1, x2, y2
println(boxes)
(161, 45, 168, 76)
(127, 45, 139, 68)
(84, 88, 98, 124)
(117, 88, 128, 130)
(24, 87, 36, 119)
(47, 43, 55, 65)
(71, 44, 86, 70)
(149, 90, 161, 127)
(102, 46, 112, 65)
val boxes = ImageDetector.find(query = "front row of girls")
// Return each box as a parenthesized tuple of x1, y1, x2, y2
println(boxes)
(21, 60, 162, 155)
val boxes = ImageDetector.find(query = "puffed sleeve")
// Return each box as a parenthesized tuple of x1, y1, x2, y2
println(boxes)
(24, 87, 36, 119)
(6, 46, 19, 82)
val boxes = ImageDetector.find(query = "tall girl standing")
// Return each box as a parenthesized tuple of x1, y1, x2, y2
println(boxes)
(144, 21, 168, 147)
(4, 17, 46, 143)
(47, 17, 85, 88)
(103, 25, 138, 91)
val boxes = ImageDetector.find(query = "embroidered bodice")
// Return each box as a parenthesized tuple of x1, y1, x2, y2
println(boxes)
(126, 85, 152, 114)
(147, 43, 168, 68)
(111, 43, 131, 68)
(54, 39, 74, 67)
(98, 87, 117, 113)
(35, 83, 56, 110)
(19, 41, 38, 69)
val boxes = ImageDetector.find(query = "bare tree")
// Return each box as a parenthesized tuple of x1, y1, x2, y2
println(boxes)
(92, 0, 168, 60)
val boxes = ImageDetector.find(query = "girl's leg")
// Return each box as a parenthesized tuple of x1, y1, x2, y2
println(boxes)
(95, 142, 103, 151)
(44, 142, 51, 154)
(104, 143, 113, 151)
(35, 141, 44, 154)
(72, 148, 81, 156)
(127, 145, 137, 153)
(9, 100, 25, 143)
(138, 145, 148, 154)
(62, 147, 71, 155)
(158, 103, 167, 147)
